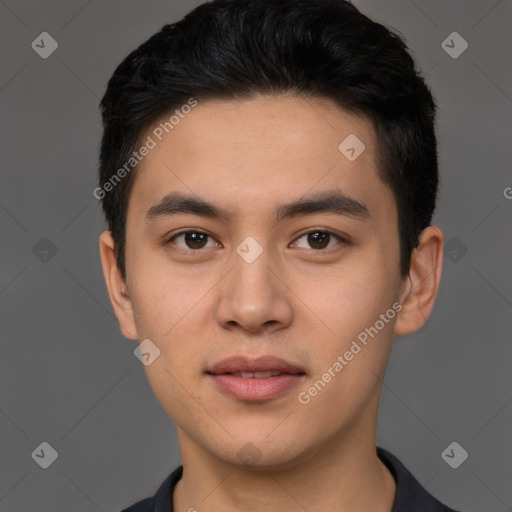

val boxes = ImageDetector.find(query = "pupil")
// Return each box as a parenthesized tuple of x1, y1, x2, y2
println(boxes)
(308, 231, 329, 249)
(186, 232, 206, 249)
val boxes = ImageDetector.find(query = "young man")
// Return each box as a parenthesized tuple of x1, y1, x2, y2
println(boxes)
(97, 0, 460, 510)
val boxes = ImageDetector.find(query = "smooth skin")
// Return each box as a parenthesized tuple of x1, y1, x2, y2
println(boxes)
(99, 94, 443, 512)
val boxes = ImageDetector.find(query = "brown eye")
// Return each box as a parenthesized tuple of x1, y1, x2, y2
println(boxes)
(184, 232, 208, 249)
(168, 231, 217, 250)
(293, 230, 343, 250)
(307, 231, 330, 249)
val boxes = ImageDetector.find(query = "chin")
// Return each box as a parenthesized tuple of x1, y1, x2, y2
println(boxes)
(209, 431, 311, 470)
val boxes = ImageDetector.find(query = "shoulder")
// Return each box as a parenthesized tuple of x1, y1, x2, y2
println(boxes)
(117, 465, 183, 512)
(119, 497, 153, 512)
(377, 446, 463, 512)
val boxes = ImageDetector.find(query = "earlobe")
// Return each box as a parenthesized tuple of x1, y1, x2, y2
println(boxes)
(394, 226, 444, 336)
(99, 230, 138, 340)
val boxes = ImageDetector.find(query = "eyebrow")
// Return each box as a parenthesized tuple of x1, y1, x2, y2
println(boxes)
(145, 190, 369, 223)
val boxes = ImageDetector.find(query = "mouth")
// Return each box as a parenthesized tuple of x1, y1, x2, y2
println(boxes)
(206, 355, 306, 402)
(219, 371, 288, 378)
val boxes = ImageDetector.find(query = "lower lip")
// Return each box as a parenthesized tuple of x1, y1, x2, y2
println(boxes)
(207, 373, 305, 401)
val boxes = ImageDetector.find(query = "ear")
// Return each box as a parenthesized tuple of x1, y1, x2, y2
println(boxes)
(99, 230, 138, 340)
(394, 226, 444, 336)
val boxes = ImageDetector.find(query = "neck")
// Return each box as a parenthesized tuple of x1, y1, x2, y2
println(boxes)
(173, 413, 396, 512)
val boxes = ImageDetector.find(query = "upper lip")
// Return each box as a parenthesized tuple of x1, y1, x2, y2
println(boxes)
(206, 355, 305, 375)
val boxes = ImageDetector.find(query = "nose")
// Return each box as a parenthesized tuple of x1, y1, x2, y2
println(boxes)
(215, 243, 293, 335)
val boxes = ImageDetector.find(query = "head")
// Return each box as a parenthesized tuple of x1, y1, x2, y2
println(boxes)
(98, 0, 443, 468)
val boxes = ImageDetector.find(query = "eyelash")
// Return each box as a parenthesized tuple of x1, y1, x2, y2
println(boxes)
(164, 229, 347, 253)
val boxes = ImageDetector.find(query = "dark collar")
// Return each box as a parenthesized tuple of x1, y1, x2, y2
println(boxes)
(122, 446, 461, 511)
(376, 447, 461, 511)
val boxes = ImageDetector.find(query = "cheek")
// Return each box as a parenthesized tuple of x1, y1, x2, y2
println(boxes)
(295, 271, 397, 420)
(306, 262, 395, 329)
(127, 247, 207, 336)
(296, 261, 399, 384)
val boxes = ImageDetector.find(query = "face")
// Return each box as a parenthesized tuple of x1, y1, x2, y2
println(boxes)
(106, 95, 409, 468)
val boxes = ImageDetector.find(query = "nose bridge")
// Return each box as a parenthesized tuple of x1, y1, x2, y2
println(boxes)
(231, 235, 277, 304)
(215, 234, 293, 332)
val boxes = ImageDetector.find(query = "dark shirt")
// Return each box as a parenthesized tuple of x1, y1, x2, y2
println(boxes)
(119, 446, 461, 511)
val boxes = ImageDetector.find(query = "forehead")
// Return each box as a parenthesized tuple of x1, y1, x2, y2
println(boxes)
(128, 95, 393, 222)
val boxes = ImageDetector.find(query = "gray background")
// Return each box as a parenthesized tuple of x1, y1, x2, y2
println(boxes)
(0, 0, 511, 511)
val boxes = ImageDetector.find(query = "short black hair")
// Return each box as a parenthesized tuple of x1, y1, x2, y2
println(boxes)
(98, 0, 438, 280)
